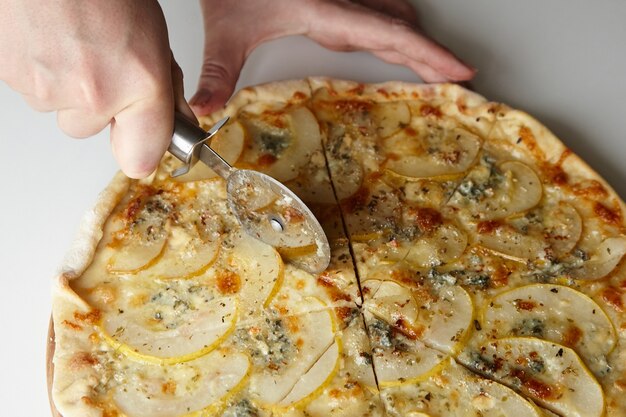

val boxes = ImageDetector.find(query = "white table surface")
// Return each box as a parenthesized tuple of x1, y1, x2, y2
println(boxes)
(1, 1, 625, 415)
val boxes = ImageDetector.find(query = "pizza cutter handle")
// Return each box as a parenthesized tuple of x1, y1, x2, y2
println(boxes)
(168, 112, 231, 178)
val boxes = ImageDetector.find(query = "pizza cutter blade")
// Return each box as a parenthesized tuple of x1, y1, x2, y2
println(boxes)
(168, 113, 331, 274)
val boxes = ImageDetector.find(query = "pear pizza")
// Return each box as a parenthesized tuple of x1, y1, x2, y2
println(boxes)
(49, 78, 626, 417)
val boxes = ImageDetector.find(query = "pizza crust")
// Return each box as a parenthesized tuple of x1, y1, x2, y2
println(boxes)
(50, 172, 129, 417)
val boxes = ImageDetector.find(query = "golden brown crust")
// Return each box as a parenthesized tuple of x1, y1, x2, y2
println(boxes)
(490, 107, 626, 227)
(50, 172, 130, 417)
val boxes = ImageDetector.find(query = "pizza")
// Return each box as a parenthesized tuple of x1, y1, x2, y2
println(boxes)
(49, 78, 626, 417)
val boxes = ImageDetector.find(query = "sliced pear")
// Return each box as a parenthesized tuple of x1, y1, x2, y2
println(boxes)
(328, 157, 364, 201)
(134, 226, 221, 280)
(364, 280, 472, 354)
(364, 280, 419, 326)
(229, 232, 284, 314)
(365, 312, 448, 386)
(477, 202, 583, 261)
(310, 86, 349, 123)
(113, 350, 250, 417)
(384, 127, 481, 178)
(568, 236, 626, 280)
(450, 160, 543, 220)
(477, 222, 547, 261)
(107, 234, 167, 274)
(385, 358, 544, 417)
(539, 409, 561, 417)
(543, 203, 582, 256)
(243, 106, 322, 182)
(342, 181, 400, 242)
(373, 341, 448, 387)
(285, 175, 337, 205)
(371, 101, 411, 138)
(421, 284, 473, 354)
(174, 121, 245, 182)
(283, 146, 341, 205)
(460, 365, 545, 417)
(381, 173, 453, 208)
(384, 223, 468, 267)
(483, 284, 616, 374)
(107, 210, 169, 274)
(102, 296, 236, 364)
(231, 176, 279, 212)
(341, 317, 378, 389)
(249, 301, 336, 405)
(277, 338, 341, 407)
(460, 338, 604, 417)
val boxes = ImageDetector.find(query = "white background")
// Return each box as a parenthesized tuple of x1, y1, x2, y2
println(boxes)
(1, 1, 625, 415)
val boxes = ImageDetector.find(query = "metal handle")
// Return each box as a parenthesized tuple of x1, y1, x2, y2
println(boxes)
(168, 112, 231, 178)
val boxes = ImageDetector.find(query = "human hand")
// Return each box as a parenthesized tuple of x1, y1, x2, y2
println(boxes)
(190, 0, 475, 116)
(0, 0, 195, 178)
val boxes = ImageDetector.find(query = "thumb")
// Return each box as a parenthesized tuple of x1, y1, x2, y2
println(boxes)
(110, 92, 174, 179)
(189, 43, 245, 117)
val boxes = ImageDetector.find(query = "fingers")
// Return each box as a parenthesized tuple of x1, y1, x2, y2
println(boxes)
(306, 0, 475, 81)
(57, 108, 112, 139)
(21, 93, 58, 113)
(371, 50, 450, 83)
(353, 0, 418, 25)
(189, 43, 244, 117)
(171, 56, 197, 123)
(110, 89, 175, 179)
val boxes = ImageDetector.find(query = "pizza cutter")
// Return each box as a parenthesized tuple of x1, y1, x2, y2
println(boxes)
(168, 113, 331, 274)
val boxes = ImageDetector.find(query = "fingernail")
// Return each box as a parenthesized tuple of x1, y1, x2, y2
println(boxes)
(189, 89, 213, 109)
(124, 165, 156, 179)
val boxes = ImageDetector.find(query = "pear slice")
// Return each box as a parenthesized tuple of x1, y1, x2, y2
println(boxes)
(476, 222, 547, 261)
(277, 339, 341, 407)
(107, 208, 170, 274)
(363, 279, 474, 354)
(483, 284, 616, 375)
(229, 232, 284, 315)
(364, 280, 420, 326)
(460, 338, 604, 417)
(568, 236, 626, 280)
(384, 127, 481, 178)
(383, 358, 544, 417)
(455, 360, 545, 417)
(365, 312, 448, 387)
(249, 300, 336, 405)
(113, 350, 250, 417)
(328, 157, 364, 201)
(341, 317, 378, 389)
(371, 101, 411, 138)
(174, 121, 245, 182)
(478, 202, 583, 261)
(101, 296, 237, 364)
(450, 160, 543, 220)
(342, 180, 400, 242)
(543, 202, 582, 256)
(373, 341, 448, 387)
(135, 225, 222, 280)
(421, 284, 473, 354)
(107, 234, 167, 274)
(243, 106, 322, 182)
(384, 223, 468, 267)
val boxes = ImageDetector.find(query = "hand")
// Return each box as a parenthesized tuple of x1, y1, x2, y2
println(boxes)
(190, 0, 475, 116)
(0, 0, 194, 178)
